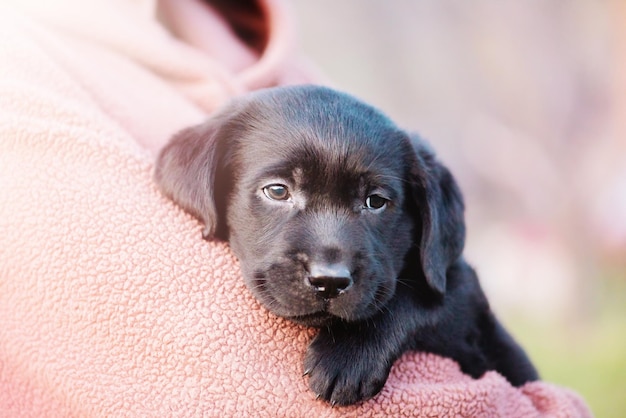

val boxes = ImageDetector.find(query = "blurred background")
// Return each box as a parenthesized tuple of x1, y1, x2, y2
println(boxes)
(290, 1, 625, 416)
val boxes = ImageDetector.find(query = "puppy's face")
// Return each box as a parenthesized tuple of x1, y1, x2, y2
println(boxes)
(155, 85, 465, 327)
(225, 121, 415, 325)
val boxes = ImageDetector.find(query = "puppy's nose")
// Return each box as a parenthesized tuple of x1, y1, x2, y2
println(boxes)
(307, 262, 353, 299)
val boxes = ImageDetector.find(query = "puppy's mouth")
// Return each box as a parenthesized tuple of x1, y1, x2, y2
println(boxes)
(248, 264, 391, 326)
(250, 271, 340, 326)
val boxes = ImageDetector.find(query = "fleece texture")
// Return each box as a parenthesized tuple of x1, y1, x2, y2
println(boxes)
(0, 0, 593, 416)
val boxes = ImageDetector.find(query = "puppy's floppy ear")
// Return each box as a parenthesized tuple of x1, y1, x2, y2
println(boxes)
(154, 120, 229, 240)
(407, 134, 466, 296)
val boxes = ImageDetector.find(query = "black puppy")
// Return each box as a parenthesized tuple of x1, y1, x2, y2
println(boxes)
(155, 85, 538, 406)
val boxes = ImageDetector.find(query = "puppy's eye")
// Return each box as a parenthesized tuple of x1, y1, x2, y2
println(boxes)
(364, 194, 388, 211)
(263, 184, 291, 201)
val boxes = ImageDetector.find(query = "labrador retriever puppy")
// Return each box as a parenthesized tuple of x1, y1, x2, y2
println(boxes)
(154, 85, 538, 406)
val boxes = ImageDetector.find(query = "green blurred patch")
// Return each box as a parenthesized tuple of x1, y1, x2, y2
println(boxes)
(507, 276, 626, 418)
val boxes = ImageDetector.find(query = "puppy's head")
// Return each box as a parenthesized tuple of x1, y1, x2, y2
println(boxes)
(155, 85, 465, 325)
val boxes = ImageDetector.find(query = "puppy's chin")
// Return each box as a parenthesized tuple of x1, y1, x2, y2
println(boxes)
(286, 311, 334, 327)
(246, 286, 334, 326)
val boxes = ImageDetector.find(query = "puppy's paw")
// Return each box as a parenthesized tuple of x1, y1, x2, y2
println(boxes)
(303, 328, 392, 406)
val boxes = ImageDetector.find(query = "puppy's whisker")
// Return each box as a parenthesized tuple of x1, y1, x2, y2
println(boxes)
(395, 278, 416, 291)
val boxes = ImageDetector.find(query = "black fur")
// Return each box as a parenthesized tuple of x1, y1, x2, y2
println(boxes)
(155, 85, 538, 406)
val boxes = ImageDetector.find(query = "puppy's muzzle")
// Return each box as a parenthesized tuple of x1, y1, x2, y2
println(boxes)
(307, 262, 353, 299)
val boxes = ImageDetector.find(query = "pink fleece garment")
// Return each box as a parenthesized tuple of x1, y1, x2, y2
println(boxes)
(0, 0, 592, 416)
